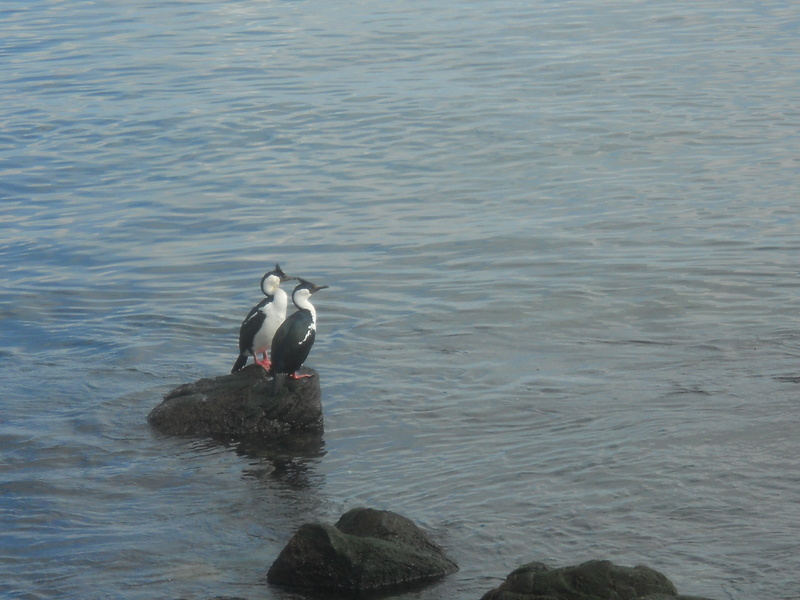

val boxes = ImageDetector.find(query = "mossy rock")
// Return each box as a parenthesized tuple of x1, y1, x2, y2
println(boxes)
(147, 364, 323, 438)
(268, 507, 458, 592)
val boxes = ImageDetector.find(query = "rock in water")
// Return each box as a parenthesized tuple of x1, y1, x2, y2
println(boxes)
(147, 365, 323, 437)
(480, 559, 715, 600)
(267, 507, 458, 592)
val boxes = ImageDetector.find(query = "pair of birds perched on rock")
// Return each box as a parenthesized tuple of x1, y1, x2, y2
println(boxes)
(231, 264, 327, 378)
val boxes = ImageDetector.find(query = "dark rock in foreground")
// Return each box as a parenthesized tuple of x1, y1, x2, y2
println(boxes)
(147, 365, 323, 437)
(480, 559, 715, 600)
(267, 507, 458, 592)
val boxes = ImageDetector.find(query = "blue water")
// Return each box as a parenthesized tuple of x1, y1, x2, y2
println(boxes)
(2, 1, 800, 599)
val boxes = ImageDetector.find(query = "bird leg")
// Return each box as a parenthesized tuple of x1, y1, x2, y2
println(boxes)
(288, 372, 314, 380)
(253, 353, 271, 370)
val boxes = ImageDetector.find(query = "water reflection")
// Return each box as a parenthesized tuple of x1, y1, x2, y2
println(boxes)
(236, 433, 326, 492)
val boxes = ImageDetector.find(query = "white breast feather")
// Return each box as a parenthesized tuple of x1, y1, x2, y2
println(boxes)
(251, 289, 289, 353)
(293, 290, 317, 346)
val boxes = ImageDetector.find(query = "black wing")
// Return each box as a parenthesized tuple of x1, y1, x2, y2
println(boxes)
(238, 298, 269, 353)
(270, 311, 315, 374)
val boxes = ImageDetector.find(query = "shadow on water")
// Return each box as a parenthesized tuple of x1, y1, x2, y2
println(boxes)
(231, 432, 326, 492)
(149, 427, 328, 494)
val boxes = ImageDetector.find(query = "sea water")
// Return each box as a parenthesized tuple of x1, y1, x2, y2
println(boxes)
(2, 1, 799, 598)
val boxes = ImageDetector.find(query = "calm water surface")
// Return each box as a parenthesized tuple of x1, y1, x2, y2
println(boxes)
(2, 1, 799, 599)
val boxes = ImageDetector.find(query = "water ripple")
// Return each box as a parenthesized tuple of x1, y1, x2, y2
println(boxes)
(2, 1, 800, 599)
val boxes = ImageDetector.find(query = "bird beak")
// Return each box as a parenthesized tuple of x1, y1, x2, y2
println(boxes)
(311, 284, 329, 294)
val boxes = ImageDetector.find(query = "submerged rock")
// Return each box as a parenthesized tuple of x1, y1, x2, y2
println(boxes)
(479, 559, 715, 600)
(267, 507, 458, 592)
(147, 364, 323, 438)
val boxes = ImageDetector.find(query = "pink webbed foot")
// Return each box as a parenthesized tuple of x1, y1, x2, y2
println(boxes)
(253, 355, 271, 370)
(288, 372, 314, 380)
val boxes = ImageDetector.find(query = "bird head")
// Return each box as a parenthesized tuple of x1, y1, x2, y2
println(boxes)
(261, 263, 295, 295)
(272, 263, 294, 283)
(292, 278, 328, 305)
(295, 278, 328, 295)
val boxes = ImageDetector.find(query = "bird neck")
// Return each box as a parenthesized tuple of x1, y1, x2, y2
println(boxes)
(263, 282, 282, 296)
(293, 296, 316, 321)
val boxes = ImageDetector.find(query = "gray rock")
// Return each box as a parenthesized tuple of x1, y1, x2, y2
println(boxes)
(147, 365, 323, 437)
(267, 507, 458, 592)
(479, 559, 715, 600)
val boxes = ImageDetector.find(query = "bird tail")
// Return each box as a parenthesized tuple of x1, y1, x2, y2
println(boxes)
(231, 354, 248, 373)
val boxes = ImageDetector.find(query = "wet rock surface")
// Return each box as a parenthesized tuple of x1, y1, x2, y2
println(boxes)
(267, 507, 458, 593)
(479, 559, 715, 600)
(147, 364, 323, 438)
